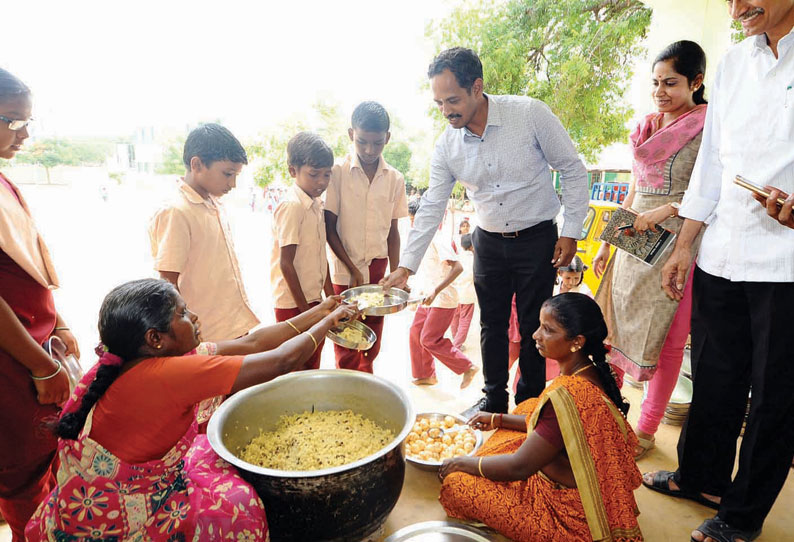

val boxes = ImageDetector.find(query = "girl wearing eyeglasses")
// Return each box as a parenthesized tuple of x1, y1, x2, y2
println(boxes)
(0, 67, 78, 542)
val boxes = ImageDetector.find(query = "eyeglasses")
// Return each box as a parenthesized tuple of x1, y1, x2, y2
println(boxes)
(0, 115, 32, 131)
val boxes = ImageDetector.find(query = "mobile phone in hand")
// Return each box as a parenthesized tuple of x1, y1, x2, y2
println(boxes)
(734, 175, 789, 206)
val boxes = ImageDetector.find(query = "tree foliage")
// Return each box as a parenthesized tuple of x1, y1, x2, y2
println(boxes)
(15, 138, 109, 168)
(248, 99, 418, 189)
(427, 0, 652, 162)
(14, 137, 111, 182)
(383, 140, 413, 185)
(156, 137, 186, 175)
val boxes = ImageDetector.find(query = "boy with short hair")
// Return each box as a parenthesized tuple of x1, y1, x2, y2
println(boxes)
(325, 101, 408, 373)
(450, 232, 475, 350)
(271, 131, 335, 370)
(149, 123, 259, 342)
(408, 200, 478, 389)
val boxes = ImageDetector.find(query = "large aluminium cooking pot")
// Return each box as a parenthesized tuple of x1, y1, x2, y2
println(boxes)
(207, 369, 414, 542)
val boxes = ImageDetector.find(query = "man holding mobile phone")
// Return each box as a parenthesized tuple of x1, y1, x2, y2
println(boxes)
(756, 186, 794, 228)
(643, 2, 794, 542)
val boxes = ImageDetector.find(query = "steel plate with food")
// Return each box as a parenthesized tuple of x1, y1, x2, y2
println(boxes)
(405, 413, 482, 471)
(385, 520, 497, 541)
(326, 319, 376, 350)
(340, 285, 422, 316)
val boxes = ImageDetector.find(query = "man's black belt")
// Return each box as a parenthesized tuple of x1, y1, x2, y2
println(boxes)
(480, 220, 554, 239)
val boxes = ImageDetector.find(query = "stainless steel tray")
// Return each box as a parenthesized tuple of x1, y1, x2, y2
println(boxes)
(340, 285, 423, 316)
(325, 319, 376, 350)
(405, 412, 482, 472)
(385, 521, 496, 541)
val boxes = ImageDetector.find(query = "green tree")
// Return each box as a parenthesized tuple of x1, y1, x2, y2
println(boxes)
(246, 115, 309, 188)
(383, 140, 413, 184)
(427, 0, 652, 162)
(14, 137, 110, 183)
(247, 99, 354, 189)
(156, 137, 186, 175)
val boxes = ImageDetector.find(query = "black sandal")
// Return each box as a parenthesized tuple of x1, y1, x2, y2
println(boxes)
(690, 517, 761, 542)
(642, 470, 720, 510)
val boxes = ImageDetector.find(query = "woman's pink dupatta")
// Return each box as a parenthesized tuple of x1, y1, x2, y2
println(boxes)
(631, 104, 707, 191)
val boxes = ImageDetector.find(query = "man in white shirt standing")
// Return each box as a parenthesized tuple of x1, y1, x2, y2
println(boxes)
(643, 2, 794, 541)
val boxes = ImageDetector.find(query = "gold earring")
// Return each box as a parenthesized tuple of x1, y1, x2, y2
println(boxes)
(156, 345, 162, 350)
(570, 346, 577, 352)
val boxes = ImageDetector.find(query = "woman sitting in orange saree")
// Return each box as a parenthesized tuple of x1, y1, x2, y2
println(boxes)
(439, 293, 643, 542)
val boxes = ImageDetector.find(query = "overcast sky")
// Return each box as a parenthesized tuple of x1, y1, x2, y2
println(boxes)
(3, 0, 453, 140)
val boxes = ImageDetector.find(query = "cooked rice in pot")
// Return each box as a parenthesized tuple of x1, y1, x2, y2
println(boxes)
(239, 409, 394, 470)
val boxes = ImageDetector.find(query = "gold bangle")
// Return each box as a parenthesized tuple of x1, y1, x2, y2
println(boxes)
(302, 331, 319, 353)
(490, 413, 496, 427)
(285, 320, 301, 335)
(478, 456, 485, 477)
(53, 327, 70, 331)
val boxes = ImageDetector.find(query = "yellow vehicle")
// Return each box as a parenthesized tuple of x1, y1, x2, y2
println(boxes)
(577, 201, 619, 294)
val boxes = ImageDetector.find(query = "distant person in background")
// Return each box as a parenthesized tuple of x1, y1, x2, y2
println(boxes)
(270, 132, 335, 371)
(593, 40, 708, 460)
(148, 123, 259, 342)
(408, 200, 478, 389)
(325, 101, 408, 373)
(554, 255, 593, 297)
(450, 233, 476, 350)
(0, 67, 80, 542)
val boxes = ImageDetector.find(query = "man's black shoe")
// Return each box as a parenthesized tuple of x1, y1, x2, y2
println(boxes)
(460, 396, 508, 419)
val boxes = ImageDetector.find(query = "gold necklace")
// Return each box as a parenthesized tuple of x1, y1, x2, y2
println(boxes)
(572, 363, 594, 377)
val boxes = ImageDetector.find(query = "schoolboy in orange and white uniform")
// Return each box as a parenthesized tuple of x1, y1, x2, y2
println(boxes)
(271, 132, 335, 370)
(149, 123, 259, 342)
(325, 102, 408, 373)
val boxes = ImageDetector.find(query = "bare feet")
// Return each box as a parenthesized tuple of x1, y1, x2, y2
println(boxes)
(412, 377, 438, 386)
(641, 471, 721, 506)
(460, 366, 479, 389)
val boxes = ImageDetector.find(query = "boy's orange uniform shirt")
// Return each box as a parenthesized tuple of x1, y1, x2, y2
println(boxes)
(90, 354, 244, 463)
(270, 184, 327, 309)
(325, 155, 408, 285)
(149, 181, 259, 342)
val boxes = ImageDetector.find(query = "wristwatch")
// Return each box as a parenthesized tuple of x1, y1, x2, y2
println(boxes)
(669, 202, 681, 218)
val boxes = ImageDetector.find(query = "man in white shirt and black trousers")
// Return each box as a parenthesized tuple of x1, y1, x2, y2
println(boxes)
(382, 47, 588, 414)
(643, 2, 794, 541)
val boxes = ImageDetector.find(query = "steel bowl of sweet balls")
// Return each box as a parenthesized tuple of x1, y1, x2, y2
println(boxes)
(207, 369, 414, 542)
(405, 412, 483, 471)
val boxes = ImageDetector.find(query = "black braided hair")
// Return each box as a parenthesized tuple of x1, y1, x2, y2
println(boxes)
(543, 293, 630, 416)
(57, 279, 178, 440)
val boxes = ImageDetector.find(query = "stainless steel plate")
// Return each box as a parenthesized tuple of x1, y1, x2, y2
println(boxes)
(385, 521, 496, 541)
(405, 413, 482, 472)
(325, 319, 376, 350)
(340, 285, 420, 316)
(668, 374, 693, 404)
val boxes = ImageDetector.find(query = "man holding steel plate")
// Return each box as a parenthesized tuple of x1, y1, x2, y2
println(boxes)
(382, 47, 588, 414)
